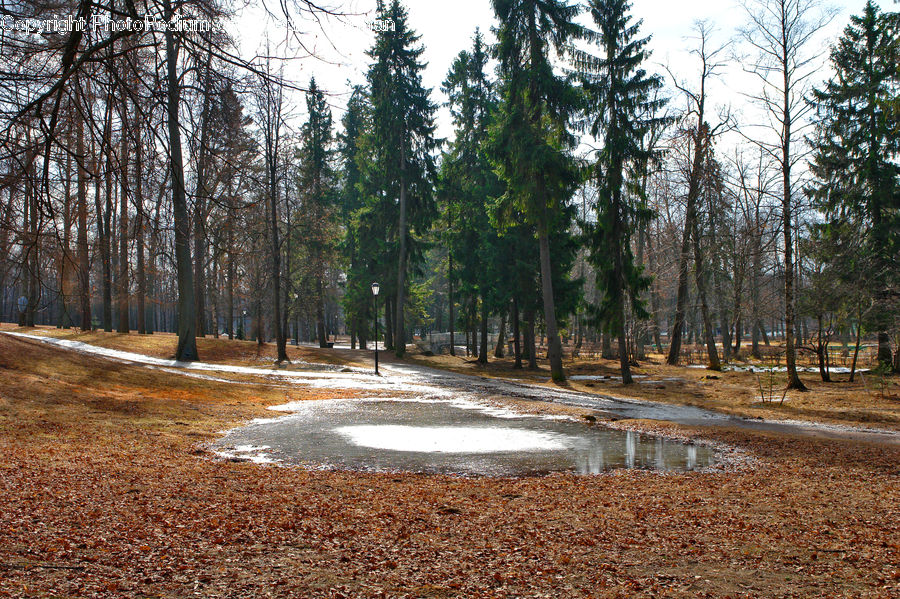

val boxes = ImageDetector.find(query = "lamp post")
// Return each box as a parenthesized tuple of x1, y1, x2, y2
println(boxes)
(371, 282, 380, 375)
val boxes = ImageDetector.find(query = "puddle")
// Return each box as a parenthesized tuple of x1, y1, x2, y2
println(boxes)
(213, 398, 716, 476)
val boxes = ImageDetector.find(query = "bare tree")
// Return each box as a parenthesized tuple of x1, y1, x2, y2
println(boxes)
(738, 0, 835, 390)
(665, 21, 731, 369)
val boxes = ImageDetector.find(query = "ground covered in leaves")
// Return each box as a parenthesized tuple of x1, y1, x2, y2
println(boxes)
(0, 328, 898, 598)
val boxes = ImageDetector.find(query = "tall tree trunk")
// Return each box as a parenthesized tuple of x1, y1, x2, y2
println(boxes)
(23, 143, 37, 327)
(816, 314, 831, 382)
(135, 118, 146, 335)
(317, 278, 327, 347)
(448, 251, 455, 355)
(58, 143, 72, 328)
(494, 308, 506, 358)
(395, 138, 408, 358)
(478, 298, 488, 364)
(269, 165, 287, 363)
(512, 297, 522, 369)
(117, 107, 129, 333)
(782, 66, 804, 390)
(99, 103, 113, 332)
(693, 250, 721, 371)
(194, 60, 212, 338)
(225, 178, 234, 340)
(164, 0, 198, 361)
(537, 223, 564, 381)
(76, 99, 91, 331)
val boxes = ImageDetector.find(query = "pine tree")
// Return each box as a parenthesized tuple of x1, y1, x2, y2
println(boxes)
(361, 0, 438, 358)
(297, 77, 340, 348)
(808, 1, 900, 370)
(339, 86, 372, 349)
(577, 0, 665, 383)
(489, 0, 584, 382)
(440, 31, 505, 364)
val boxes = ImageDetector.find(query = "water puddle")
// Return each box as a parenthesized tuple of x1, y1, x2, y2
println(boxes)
(214, 398, 716, 476)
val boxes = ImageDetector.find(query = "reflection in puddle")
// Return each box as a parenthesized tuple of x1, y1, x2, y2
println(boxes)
(215, 398, 716, 476)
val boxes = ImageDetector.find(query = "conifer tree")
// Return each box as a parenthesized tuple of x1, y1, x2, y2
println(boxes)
(808, 1, 900, 370)
(576, 0, 664, 383)
(297, 77, 340, 348)
(489, 0, 584, 382)
(441, 31, 505, 364)
(361, 0, 438, 358)
(339, 86, 372, 349)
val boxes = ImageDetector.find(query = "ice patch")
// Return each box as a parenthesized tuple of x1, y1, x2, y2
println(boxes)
(334, 425, 572, 454)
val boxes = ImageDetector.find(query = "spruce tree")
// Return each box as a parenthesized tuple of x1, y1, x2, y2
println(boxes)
(297, 77, 340, 348)
(440, 31, 504, 364)
(361, 0, 438, 358)
(577, 0, 665, 383)
(808, 0, 900, 370)
(488, 0, 584, 382)
(339, 86, 372, 348)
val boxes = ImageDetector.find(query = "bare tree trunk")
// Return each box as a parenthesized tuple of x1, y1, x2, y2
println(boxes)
(99, 101, 113, 332)
(134, 116, 146, 335)
(164, 0, 198, 361)
(782, 120, 804, 389)
(76, 98, 91, 331)
(448, 251, 455, 356)
(194, 60, 212, 338)
(58, 141, 73, 328)
(317, 278, 327, 347)
(537, 223, 564, 382)
(478, 298, 488, 364)
(117, 106, 129, 334)
(494, 308, 506, 358)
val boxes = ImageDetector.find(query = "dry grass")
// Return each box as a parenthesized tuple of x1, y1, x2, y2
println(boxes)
(0, 329, 898, 597)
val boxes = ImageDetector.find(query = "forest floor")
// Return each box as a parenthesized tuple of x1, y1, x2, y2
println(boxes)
(0, 325, 898, 598)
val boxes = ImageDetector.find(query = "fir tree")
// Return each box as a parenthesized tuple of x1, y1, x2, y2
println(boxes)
(808, 1, 900, 370)
(296, 77, 340, 348)
(488, 0, 584, 382)
(339, 86, 372, 349)
(440, 31, 505, 364)
(577, 0, 665, 383)
(361, 0, 438, 357)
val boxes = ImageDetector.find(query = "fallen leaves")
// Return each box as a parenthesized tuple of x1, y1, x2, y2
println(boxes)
(0, 332, 898, 598)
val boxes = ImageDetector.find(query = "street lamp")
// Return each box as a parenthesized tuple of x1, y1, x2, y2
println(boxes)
(371, 282, 380, 375)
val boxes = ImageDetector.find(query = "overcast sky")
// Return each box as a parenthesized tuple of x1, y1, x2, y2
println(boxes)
(231, 0, 874, 143)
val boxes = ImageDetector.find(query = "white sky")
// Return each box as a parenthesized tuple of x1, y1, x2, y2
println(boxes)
(230, 0, 874, 142)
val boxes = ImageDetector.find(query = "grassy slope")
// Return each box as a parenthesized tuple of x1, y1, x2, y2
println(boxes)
(0, 328, 898, 597)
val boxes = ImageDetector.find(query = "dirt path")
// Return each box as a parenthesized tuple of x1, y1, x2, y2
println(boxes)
(6, 330, 898, 447)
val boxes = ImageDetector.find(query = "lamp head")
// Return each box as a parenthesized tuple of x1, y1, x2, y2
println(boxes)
(371, 282, 380, 296)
